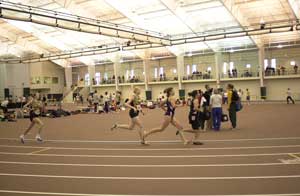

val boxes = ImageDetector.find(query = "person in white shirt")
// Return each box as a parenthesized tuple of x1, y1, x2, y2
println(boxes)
(210, 89, 223, 131)
(287, 88, 295, 104)
(93, 91, 99, 112)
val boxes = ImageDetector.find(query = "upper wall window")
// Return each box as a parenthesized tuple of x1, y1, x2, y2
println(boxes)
(52, 77, 59, 84)
(229, 62, 234, 72)
(44, 77, 51, 84)
(159, 67, 164, 75)
(186, 65, 190, 75)
(223, 63, 227, 75)
(154, 68, 158, 78)
(130, 69, 135, 78)
(192, 64, 197, 73)
(271, 59, 276, 69)
(264, 59, 268, 70)
(95, 72, 100, 85)
(84, 73, 90, 85)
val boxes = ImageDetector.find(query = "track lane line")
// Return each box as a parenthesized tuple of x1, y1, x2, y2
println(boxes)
(27, 148, 51, 155)
(0, 161, 299, 167)
(0, 190, 300, 196)
(0, 151, 299, 158)
(1, 144, 300, 151)
(1, 173, 300, 180)
(1, 137, 300, 143)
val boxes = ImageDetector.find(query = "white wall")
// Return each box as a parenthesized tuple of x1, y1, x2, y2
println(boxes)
(183, 81, 217, 95)
(30, 61, 65, 94)
(5, 63, 30, 98)
(149, 83, 179, 100)
(265, 78, 300, 100)
(220, 80, 261, 100)
(0, 63, 7, 99)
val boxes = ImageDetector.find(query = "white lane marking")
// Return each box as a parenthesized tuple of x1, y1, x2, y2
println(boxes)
(1, 144, 300, 151)
(0, 151, 298, 158)
(1, 137, 300, 143)
(0, 161, 299, 167)
(28, 148, 51, 155)
(1, 173, 300, 180)
(0, 190, 300, 196)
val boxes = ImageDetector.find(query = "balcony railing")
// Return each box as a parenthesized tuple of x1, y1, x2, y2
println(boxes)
(264, 67, 299, 77)
(151, 76, 178, 82)
(183, 72, 213, 80)
(221, 71, 259, 79)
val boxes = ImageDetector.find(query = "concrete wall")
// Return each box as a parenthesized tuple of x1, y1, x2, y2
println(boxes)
(184, 53, 215, 77)
(222, 50, 259, 76)
(4, 63, 30, 98)
(0, 63, 7, 99)
(30, 61, 65, 94)
(265, 47, 300, 73)
(265, 78, 300, 100)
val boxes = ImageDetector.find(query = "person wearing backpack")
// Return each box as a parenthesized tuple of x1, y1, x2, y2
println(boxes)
(227, 84, 238, 130)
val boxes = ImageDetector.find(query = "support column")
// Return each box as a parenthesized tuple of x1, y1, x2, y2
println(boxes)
(113, 53, 120, 91)
(214, 51, 222, 88)
(0, 63, 7, 99)
(143, 50, 151, 91)
(258, 46, 265, 87)
(88, 64, 95, 93)
(176, 53, 184, 90)
(64, 66, 72, 91)
(258, 45, 266, 100)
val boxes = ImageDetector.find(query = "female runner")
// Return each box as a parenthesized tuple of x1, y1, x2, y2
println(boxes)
(20, 94, 44, 144)
(143, 87, 188, 145)
(111, 87, 146, 145)
(179, 90, 204, 145)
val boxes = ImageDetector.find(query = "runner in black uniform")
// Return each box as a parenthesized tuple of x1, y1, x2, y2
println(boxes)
(143, 87, 188, 145)
(179, 90, 203, 145)
(20, 94, 44, 144)
(111, 87, 147, 145)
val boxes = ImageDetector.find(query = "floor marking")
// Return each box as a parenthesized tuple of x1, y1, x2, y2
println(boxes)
(27, 147, 51, 155)
(0, 151, 298, 158)
(1, 144, 300, 151)
(0, 190, 300, 196)
(1, 173, 300, 180)
(1, 137, 300, 143)
(0, 161, 299, 167)
(289, 153, 300, 159)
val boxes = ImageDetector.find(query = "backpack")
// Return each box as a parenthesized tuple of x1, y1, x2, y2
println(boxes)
(231, 90, 239, 102)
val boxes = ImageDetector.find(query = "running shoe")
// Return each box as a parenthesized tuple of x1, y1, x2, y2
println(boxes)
(20, 136, 25, 144)
(111, 124, 117, 131)
(36, 137, 43, 143)
(193, 141, 203, 145)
